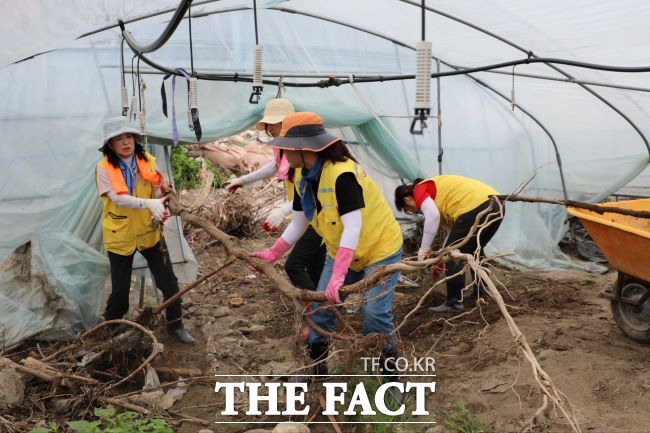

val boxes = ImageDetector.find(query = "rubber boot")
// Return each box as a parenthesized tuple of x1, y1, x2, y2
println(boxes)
(308, 341, 329, 380)
(169, 325, 195, 344)
(430, 283, 464, 312)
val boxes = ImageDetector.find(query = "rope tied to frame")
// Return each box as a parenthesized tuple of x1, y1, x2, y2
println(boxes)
(275, 75, 285, 98)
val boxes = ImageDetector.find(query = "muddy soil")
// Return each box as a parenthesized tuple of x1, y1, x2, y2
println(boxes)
(162, 237, 649, 433)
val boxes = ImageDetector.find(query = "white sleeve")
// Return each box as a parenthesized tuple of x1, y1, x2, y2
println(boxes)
(339, 209, 362, 250)
(105, 190, 147, 209)
(97, 165, 147, 208)
(241, 161, 277, 184)
(420, 197, 441, 250)
(280, 211, 310, 245)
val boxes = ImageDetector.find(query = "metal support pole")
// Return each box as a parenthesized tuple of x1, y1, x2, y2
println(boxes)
(163, 145, 189, 264)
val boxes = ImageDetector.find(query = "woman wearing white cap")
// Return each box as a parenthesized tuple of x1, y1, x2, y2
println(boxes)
(223, 99, 326, 298)
(95, 116, 194, 343)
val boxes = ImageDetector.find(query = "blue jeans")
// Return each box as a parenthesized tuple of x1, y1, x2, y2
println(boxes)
(307, 248, 403, 354)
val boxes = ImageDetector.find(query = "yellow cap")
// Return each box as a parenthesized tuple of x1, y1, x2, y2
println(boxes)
(255, 98, 295, 130)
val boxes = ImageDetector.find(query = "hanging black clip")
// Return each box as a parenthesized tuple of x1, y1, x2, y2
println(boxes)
(249, 85, 263, 104)
(410, 108, 430, 135)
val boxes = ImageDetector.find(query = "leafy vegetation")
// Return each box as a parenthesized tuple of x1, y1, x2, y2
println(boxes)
(442, 400, 491, 433)
(170, 145, 222, 190)
(27, 407, 174, 433)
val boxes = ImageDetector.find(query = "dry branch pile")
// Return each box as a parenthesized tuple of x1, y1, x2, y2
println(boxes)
(170, 196, 583, 433)
(0, 316, 214, 432)
(0, 185, 599, 432)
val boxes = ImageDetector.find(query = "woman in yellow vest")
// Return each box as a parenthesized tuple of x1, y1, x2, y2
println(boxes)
(222, 99, 326, 300)
(250, 112, 403, 378)
(394, 175, 504, 312)
(96, 117, 193, 343)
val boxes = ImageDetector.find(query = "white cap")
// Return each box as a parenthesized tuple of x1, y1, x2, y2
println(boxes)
(99, 116, 144, 150)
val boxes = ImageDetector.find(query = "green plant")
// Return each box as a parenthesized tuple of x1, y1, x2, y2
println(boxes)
(539, 420, 552, 432)
(345, 372, 419, 433)
(28, 407, 174, 433)
(170, 145, 223, 190)
(442, 401, 490, 433)
(209, 162, 223, 189)
(171, 145, 201, 190)
(28, 422, 59, 433)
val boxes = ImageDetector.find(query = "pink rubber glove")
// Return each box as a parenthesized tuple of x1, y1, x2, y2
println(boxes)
(325, 247, 355, 304)
(249, 237, 291, 265)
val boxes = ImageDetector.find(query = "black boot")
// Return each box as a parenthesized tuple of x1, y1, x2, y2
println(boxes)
(308, 341, 329, 380)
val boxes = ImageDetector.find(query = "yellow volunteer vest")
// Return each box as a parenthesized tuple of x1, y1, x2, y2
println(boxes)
(421, 175, 498, 225)
(96, 153, 162, 255)
(285, 178, 295, 202)
(295, 159, 402, 271)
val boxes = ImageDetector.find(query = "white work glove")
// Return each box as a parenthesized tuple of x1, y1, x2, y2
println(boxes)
(143, 197, 169, 222)
(417, 247, 431, 262)
(264, 203, 292, 231)
(222, 177, 245, 194)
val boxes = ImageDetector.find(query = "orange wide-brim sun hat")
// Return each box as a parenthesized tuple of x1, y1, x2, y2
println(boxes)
(269, 112, 340, 152)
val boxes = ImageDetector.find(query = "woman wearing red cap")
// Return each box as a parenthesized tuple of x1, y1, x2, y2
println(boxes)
(394, 176, 504, 312)
(250, 112, 403, 383)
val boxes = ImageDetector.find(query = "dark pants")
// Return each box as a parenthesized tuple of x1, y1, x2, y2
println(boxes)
(284, 226, 326, 291)
(105, 243, 183, 330)
(445, 199, 504, 302)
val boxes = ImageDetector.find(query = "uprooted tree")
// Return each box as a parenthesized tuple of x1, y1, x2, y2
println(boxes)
(169, 196, 582, 433)
(1, 194, 587, 433)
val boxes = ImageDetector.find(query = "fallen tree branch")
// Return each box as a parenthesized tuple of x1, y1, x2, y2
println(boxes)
(22, 357, 100, 385)
(456, 251, 581, 433)
(79, 319, 159, 390)
(1, 356, 99, 387)
(169, 198, 327, 303)
(494, 194, 650, 218)
(152, 366, 203, 377)
(97, 396, 151, 415)
(154, 258, 235, 314)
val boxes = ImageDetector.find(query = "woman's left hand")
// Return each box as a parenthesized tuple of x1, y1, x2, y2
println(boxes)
(325, 278, 343, 304)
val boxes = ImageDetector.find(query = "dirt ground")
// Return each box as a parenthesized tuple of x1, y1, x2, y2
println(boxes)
(158, 237, 650, 433)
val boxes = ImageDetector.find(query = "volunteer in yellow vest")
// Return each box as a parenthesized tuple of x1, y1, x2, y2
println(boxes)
(95, 116, 193, 343)
(395, 175, 504, 312)
(250, 112, 404, 379)
(222, 99, 325, 299)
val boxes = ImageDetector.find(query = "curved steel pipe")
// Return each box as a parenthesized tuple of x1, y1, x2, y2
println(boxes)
(119, 0, 192, 54)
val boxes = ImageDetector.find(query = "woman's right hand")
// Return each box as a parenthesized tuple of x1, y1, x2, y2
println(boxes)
(143, 197, 169, 222)
(223, 177, 245, 193)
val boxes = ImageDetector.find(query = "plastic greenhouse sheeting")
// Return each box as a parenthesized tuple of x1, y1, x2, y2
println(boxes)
(0, 230, 110, 348)
(1, 1, 650, 269)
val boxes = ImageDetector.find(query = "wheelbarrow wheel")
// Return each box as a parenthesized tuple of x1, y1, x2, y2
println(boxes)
(610, 275, 650, 344)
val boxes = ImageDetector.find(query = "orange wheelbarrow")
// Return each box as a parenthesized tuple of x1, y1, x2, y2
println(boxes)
(568, 199, 650, 344)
